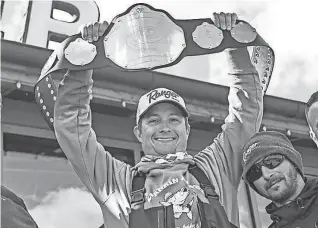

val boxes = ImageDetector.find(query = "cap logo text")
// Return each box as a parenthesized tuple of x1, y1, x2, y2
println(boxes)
(243, 143, 258, 163)
(147, 89, 180, 104)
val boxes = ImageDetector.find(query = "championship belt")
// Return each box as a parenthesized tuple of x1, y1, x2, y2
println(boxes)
(34, 3, 275, 131)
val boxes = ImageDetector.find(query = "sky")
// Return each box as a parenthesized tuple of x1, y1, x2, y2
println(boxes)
(2, 0, 317, 228)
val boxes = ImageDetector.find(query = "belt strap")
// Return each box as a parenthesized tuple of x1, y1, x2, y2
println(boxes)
(34, 4, 274, 132)
(189, 165, 238, 228)
(129, 172, 175, 228)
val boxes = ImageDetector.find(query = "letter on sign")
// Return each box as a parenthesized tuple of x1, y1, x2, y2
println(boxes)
(25, 0, 100, 48)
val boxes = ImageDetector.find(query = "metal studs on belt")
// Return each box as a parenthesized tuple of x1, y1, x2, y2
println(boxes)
(64, 38, 97, 66)
(192, 22, 223, 49)
(231, 22, 257, 43)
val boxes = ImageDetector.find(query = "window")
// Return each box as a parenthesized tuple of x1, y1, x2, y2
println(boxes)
(3, 133, 65, 158)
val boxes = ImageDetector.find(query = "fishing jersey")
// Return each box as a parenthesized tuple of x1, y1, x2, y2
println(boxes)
(54, 48, 263, 228)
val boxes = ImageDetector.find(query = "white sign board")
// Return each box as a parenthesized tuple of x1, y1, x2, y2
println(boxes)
(1, 0, 100, 48)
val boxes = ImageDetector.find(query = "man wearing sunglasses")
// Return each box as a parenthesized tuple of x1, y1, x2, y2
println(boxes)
(241, 131, 318, 227)
(305, 90, 318, 147)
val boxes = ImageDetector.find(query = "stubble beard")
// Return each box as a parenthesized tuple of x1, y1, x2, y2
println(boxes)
(270, 166, 298, 204)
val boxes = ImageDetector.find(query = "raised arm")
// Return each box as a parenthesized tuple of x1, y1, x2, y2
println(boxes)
(195, 13, 263, 190)
(196, 46, 262, 187)
(54, 69, 133, 205)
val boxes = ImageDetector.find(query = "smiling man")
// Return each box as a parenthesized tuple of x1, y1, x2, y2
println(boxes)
(242, 131, 318, 228)
(133, 90, 190, 156)
(305, 90, 318, 147)
(54, 13, 263, 228)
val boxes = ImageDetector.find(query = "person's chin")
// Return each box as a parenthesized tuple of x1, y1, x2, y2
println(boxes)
(153, 145, 177, 155)
(152, 141, 177, 153)
(268, 182, 289, 198)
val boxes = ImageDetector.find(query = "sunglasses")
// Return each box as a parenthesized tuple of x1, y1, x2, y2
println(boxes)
(246, 154, 285, 183)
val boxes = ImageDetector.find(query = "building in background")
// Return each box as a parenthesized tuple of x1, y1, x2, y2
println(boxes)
(2, 37, 317, 227)
(1, 1, 317, 227)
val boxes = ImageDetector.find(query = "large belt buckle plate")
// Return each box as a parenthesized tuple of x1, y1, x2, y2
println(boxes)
(35, 3, 275, 132)
(104, 4, 186, 70)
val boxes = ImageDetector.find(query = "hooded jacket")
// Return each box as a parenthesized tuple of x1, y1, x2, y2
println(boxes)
(266, 178, 318, 228)
(54, 48, 263, 228)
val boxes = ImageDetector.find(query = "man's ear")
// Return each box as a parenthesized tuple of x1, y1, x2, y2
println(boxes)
(133, 125, 142, 143)
(186, 122, 191, 136)
(309, 128, 318, 145)
(309, 129, 315, 141)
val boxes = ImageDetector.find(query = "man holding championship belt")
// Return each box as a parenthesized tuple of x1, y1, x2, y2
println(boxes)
(35, 5, 274, 228)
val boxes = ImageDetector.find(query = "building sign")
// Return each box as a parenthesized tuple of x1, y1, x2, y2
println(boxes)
(1, 0, 100, 48)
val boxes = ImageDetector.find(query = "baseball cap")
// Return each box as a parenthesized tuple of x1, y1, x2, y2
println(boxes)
(136, 88, 189, 124)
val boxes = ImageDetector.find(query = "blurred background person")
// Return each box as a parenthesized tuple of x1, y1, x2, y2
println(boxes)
(1, 185, 39, 228)
(305, 90, 318, 147)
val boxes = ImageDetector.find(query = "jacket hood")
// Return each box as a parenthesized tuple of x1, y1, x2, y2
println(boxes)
(265, 178, 318, 227)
